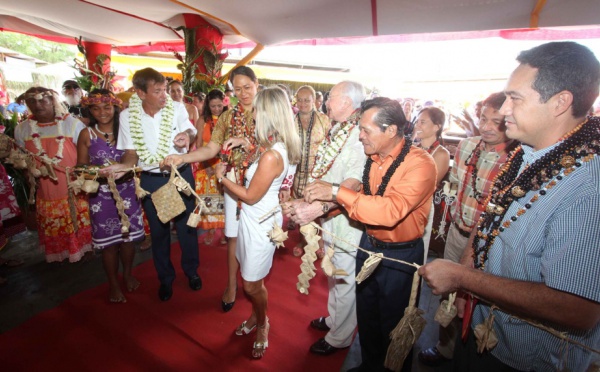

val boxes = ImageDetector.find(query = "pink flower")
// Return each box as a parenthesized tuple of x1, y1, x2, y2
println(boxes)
(0, 125, 5, 134)
(223, 96, 230, 106)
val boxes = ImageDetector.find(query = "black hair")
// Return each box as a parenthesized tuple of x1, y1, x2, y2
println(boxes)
(202, 89, 228, 122)
(418, 106, 445, 140)
(482, 92, 506, 111)
(517, 41, 600, 117)
(87, 89, 121, 143)
(229, 66, 257, 84)
(360, 97, 407, 137)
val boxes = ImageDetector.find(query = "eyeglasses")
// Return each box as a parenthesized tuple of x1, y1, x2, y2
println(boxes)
(63, 85, 80, 90)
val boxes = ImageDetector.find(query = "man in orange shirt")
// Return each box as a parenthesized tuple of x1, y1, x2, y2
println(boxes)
(305, 97, 437, 371)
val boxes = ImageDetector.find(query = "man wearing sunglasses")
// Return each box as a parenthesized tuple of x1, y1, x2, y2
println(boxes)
(62, 80, 87, 122)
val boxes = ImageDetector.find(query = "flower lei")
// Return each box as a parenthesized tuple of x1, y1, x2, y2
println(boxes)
(309, 111, 359, 182)
(128, 93, 174, 165)
(29, 116, 66, 164)
(81, 93, 123, 109)
(472, 117, 600, 269)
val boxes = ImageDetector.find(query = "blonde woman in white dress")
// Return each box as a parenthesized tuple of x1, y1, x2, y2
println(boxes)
(215, 86, 300, 359)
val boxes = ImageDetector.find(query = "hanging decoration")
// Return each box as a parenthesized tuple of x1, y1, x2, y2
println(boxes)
(296, 223, 321, 295)
(268, 220, 288, 248)
(434, 292, 458, 327)
(321, 245, 349, 277)
(384, 271, 427, 371)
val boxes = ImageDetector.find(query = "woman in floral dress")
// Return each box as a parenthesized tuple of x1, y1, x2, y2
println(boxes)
(194, 89, 227, 245)
(77, 90, 145, 303)
(14, 87, 92, 263)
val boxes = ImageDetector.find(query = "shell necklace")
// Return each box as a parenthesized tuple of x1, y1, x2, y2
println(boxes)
(29, 116, 66, 164)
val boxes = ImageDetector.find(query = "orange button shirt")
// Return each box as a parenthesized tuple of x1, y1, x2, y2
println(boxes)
(336, 139, 437, 243)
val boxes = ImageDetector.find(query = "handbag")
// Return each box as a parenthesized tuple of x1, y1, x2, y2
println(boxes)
(187, 203, 202, 227)
(152, 170, 186, 223)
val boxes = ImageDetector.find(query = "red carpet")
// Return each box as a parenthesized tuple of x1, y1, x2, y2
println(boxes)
(0, 226, 349, 371)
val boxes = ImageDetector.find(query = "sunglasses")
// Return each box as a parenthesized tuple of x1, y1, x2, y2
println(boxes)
(63, 85, 80, 90)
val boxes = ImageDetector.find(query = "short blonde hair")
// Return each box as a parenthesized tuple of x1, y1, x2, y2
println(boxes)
(253, 87, 301, 165)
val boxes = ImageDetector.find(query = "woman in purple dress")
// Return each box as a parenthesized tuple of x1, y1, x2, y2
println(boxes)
(77, 90, 144, 303)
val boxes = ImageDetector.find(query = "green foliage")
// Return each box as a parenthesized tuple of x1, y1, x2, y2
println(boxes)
(1, 112, 19, 138)
(0, 32, 76, 64)
(72, 37, 116, 92)
(172, 26, 227, 95)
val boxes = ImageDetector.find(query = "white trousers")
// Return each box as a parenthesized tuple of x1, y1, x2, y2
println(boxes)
(324, 247, 357, 348)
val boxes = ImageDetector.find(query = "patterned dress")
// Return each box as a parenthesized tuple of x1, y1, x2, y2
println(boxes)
(14, 115, 92, 262)
(194, 115, 225, 229)
(292, 110, 330, 198)
(86, 128, 144, 249)
(0, 164, 26, 250)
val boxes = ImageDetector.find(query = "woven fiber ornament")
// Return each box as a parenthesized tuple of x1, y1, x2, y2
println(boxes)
(186, 195, 208, 228)
(434, 292, 458, 327)
(268, 220, 288, 248)
(134, 175, 150, 198)
(107, 176, 131, 234)
(81, 174, 100, 194)
(384, 271, 427, 371)
(296, 223, 321, 295)
(321, 245, 349, 277)
(0, 133, 13, 158)
(152, 170, 186, 223)
(474, 308, 498, 353)
(187, 203, 202, 228)
(355, 252, 384, 284)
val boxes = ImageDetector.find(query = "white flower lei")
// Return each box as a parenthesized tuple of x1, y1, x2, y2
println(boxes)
(29, 116, 66, 164)
(309, 121, 356, 182)
(129, 93, 175, 165)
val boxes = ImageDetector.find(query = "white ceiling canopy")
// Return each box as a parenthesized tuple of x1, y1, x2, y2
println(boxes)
(0, 0, 599, 51)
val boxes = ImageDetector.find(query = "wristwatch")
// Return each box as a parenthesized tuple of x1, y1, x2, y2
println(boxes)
(321, 202, 330, 214)
(331, 183, 340, 199)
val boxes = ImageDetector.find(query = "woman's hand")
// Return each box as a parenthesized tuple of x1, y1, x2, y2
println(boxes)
(161, 154, 185, 168)
(99, 163, 129, 179)
(215, 162, 226, 183)
(279, 189, 291, 203)
(223, 137, 250, 152)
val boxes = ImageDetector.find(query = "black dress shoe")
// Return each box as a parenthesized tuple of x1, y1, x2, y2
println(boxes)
(188, 276, 202, 291)
(418, 346, 451, 366)
(158, 283, 172, 301)
(309, 338, 341, 355)
(309, 317, 330, 331)
(221, 299, 235, 312)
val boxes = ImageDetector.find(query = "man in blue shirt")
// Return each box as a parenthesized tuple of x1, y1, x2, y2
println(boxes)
(420, 41, 600, 371)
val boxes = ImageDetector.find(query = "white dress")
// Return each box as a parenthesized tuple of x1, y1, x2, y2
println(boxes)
(236, 142, 290, 281)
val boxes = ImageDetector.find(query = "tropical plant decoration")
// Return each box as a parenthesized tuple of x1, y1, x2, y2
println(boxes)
(0, 113, 32, 213)
(72, 36, 117, 92)
(172, 26, 228, 95)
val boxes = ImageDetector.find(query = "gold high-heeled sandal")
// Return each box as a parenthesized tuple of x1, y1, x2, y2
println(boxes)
(252, 322, 270, 359)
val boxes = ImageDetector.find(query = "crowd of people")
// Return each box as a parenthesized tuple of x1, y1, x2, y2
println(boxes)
(0, 41, 599, 371)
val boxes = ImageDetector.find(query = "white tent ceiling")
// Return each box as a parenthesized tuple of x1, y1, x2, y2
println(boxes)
(1, 0, 600, 50)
